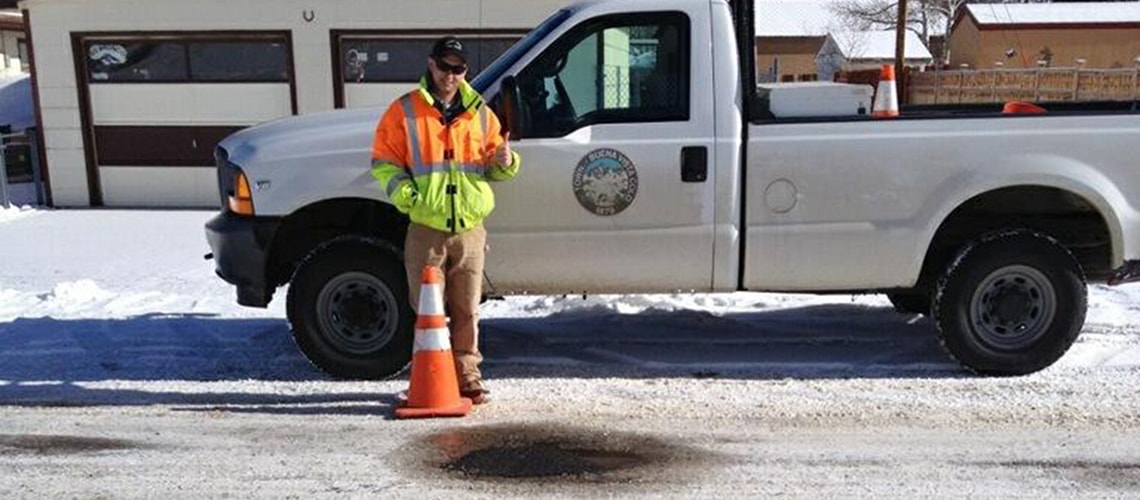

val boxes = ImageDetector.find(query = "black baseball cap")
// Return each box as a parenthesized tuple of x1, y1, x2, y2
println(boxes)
(431, 36, 467, 63)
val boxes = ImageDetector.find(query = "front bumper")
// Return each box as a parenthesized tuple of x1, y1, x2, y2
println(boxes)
(1109, 260, 1140, 286)
(204, 211, 283, 307)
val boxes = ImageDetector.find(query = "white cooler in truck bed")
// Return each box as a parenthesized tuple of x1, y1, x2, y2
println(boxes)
(757, 82, 874, 118)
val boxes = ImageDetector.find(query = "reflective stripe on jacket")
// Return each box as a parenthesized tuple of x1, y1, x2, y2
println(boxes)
(370, 78, 520, 233)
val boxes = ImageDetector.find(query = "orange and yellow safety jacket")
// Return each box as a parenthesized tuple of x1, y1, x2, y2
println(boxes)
(371, 78, 520, 233)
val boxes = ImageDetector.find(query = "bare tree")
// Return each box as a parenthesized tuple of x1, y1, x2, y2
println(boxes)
(829, 0, 940, 40)
(829, 0, 1053, 64)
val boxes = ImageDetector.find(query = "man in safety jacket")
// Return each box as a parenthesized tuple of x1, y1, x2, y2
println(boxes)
(370, 36, 520, 404)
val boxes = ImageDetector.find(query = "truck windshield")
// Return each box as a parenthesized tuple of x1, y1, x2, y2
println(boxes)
(471, 8, 572, 93)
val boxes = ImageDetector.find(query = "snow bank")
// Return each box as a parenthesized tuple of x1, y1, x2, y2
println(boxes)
(0, 204, 37, 223)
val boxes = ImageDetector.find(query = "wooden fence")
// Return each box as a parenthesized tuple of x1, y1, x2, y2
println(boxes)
(908, 67, 1140, 104)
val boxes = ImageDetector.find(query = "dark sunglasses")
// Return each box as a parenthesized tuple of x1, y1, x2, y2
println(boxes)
(434, 58, 468, 75)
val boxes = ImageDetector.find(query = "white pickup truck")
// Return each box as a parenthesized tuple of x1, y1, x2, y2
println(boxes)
(205, 0, 1140, 379)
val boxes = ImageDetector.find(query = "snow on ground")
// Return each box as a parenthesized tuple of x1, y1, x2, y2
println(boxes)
(0, 200, 36, 224)
(0, 206, 1137, 386)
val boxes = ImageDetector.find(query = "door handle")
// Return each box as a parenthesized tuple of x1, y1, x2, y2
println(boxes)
(681, 146, 707, 183)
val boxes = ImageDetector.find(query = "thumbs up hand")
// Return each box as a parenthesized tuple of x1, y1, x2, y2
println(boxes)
(494, 132, 512, 167)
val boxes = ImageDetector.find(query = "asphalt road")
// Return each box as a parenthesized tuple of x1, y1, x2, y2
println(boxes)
(1, 400, 1137, 498)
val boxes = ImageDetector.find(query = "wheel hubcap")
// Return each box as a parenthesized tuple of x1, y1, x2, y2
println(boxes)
(316, 272, 399, 355)
(970, 264, 1056, 351)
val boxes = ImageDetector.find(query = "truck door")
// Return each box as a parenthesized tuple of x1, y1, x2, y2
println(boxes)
(485, 8, 717, 294)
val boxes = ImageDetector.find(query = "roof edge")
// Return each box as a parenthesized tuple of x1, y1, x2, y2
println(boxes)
(976, 21, 1140, 31)
(950, 7, 978, 34)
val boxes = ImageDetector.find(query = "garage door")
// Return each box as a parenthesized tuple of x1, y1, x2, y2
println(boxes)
(74, 32, 296, 207)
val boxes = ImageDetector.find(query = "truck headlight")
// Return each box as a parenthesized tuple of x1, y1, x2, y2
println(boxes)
(227, 170, 255, 216)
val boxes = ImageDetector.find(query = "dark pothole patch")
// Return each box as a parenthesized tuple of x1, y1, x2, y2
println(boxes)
(0, 434, 142, 455)
(403, 423, 716, 487)
(444, 441, 645, 479)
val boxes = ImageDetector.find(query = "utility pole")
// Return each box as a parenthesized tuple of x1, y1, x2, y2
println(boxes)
(895, 0, 908, 97)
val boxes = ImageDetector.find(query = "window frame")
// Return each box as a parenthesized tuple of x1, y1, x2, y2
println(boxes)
(513, 11, 692, 139)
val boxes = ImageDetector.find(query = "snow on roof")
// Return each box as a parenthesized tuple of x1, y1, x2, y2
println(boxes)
(966, 2, 1140, 25)
(756, 0, 843, 37)
(829, 31, 932, 61)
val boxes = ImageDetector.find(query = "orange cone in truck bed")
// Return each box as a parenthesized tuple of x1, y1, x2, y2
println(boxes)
(872, 64, 899, 118)
(1002, 101, 1047, 114)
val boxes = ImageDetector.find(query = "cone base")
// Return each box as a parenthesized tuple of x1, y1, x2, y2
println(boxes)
(394, 397, 473, 419)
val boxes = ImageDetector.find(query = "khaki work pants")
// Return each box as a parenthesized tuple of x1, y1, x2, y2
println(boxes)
(404, 223, 486, 391)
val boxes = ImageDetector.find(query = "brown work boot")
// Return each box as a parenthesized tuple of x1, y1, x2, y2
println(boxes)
(460, 384, 490, 405)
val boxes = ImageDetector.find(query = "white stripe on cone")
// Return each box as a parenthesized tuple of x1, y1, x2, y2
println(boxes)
(414, 326, 452, 352)
(418, 283, 445, 315)
(873, 81, 898, 117)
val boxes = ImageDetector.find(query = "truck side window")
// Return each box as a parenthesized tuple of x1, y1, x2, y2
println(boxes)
(515, 12, 690, 138)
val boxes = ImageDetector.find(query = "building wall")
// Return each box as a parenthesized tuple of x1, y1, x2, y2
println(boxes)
(756, 52, 818, 82)
(24, 0, 568, 207)
(979, 27, 1140, 69)
(952, 20, 1140, 69)
(947, 18, 980, 69)
(756, 36, 825, 82)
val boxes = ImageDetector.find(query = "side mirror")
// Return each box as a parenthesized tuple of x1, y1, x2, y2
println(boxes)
(499, 75, 523, 139)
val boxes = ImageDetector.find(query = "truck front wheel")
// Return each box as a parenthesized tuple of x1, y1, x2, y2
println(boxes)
(933, 229, 1086, 376)
(286, 237, 414, 379)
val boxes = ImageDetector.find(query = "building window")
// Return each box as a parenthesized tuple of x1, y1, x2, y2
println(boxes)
(17, 38, 28, 72)
(88, 42, 187, 81)
(85, 37, 290, 83)
(188, 42, 288, 81)
(799, 73, 817, 82)
(340, 36, 520, 83)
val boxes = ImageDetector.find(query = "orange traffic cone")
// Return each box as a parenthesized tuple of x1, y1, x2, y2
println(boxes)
(872, 64, 899, 118)
(394, 265, 473, 419)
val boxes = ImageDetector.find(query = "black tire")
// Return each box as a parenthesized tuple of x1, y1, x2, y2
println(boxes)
(887, 291, 931, 315)
(932, 229, 1086, 376)
(286, 236, 414, 379)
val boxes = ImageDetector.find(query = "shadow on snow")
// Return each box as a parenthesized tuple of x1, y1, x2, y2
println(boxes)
(0, 304, 965, 408)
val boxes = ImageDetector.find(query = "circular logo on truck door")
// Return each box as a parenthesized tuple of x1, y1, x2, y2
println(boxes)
(572, 148, 638, 216)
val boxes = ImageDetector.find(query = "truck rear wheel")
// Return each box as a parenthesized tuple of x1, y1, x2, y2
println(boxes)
(932, 229, 1086, 376)
(286, 237, 413, 379)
